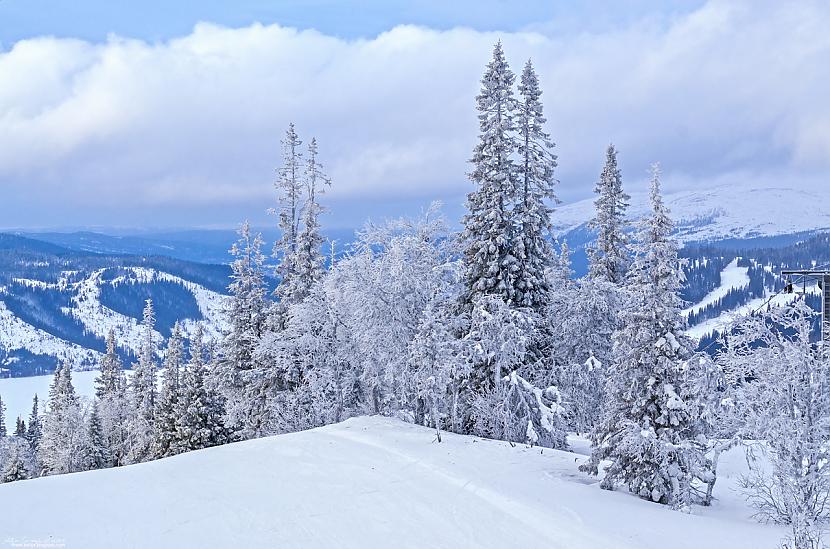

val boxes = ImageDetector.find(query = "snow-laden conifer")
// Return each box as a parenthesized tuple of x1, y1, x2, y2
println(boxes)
(127, 299, 158, 464)
(514, 59, 558, 311)
(154, 323, 185, 458)
(462, 41, 521, 307)
(95, 329, 130, 466)
(219, 221, 269, 437)
(26, 394, 41, 470)
(0, 395, 6, 438)
(273, 123, 304, 307)
(84, 400, 108, 470)
(41, 361, 89, 475)
(587, 144, 630, 284)
(96, 330, 123, 399)
(287, 137, 331, 303)
(1, 436, 33, 483)
(582, 165, 707, 509)
(175, 326, 232, 452)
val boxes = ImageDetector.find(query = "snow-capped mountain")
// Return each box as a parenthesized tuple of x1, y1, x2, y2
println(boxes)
(553, 182, 830, 244)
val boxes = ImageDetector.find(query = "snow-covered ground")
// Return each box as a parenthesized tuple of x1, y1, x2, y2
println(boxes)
(0, 416, 780, 549)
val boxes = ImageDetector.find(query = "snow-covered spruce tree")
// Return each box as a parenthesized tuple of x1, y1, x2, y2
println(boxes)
(461, 41, 520, 310)
(40, 361, 90, 475)
(219, 221, 269, 438)
(26, 394, 41, 472)
(272, 123, 305, 310)
(285, 137, 331, 304)
(587, 144, 630, 285)
(1, 435, 34, 483)
(581, 165, 708, 509)
(127, 299, 158, 464)
(513, 59, 558, 311)
(153, 323, 184, 458)
(15, 417, 25, 437)
(717, 301, 830, 548)
(0, 394, 6, 438)
(84, 400, 108, 471)
(465, 295, 567, 449)
(175, 326, 232, 453)
(96, 329, 123, 399)
(94, 330, 130, 467)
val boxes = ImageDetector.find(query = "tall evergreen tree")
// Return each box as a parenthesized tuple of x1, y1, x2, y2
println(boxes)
(95, 331, 130, 467)
(514, 59, 558, 311)
(85, 400, 108, 470)
(587, 144, 630, 284)
(462, 41, 521, 307)
(154, 323, 185, 458)
(273, 123, 304, 306)
(26, 394, 41, 459)
(14, 417, 25, 437)
(176, 326, 232, 452)
(0, 394, 6, 438)
(127, 299, 158, 464)
(288, 137, 331, 303)
(220, 222, 269, 437)
(581, 165, 705, 509)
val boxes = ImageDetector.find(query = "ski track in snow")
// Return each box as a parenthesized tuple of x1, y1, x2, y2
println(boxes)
(682, 258, 749, 318)
(323, 427, 623, 549)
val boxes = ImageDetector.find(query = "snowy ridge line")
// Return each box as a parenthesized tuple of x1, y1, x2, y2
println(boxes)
(129, 267, 227, 342)
(70, 268, 154, 358)
(552, 183, 830, 244)
(71, 267, 226, 357)
(1, 266, 227, 371)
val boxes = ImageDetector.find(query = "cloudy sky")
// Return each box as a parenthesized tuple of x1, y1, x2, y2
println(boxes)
(1, 0, 828, 229)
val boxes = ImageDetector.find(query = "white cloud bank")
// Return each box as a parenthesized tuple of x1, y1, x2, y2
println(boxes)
(0, 0, 828, 227)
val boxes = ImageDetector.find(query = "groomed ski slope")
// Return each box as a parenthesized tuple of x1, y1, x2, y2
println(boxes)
(0, 417, 779, 549)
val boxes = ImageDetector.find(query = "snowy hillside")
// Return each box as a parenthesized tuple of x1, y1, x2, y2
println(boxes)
(554, 182, 830, 244)
(0, 265, 226, 376)
(0, 417, 778, 549)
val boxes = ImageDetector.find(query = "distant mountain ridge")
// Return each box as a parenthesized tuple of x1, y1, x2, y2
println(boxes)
(19, 228, 358, 265)
(553, 182, 830, 244)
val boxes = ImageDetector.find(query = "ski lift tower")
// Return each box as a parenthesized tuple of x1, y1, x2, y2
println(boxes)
(782, 269, 830, 354)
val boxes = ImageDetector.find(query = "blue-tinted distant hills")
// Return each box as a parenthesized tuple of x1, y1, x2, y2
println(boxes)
(19, 228, 358, 265)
